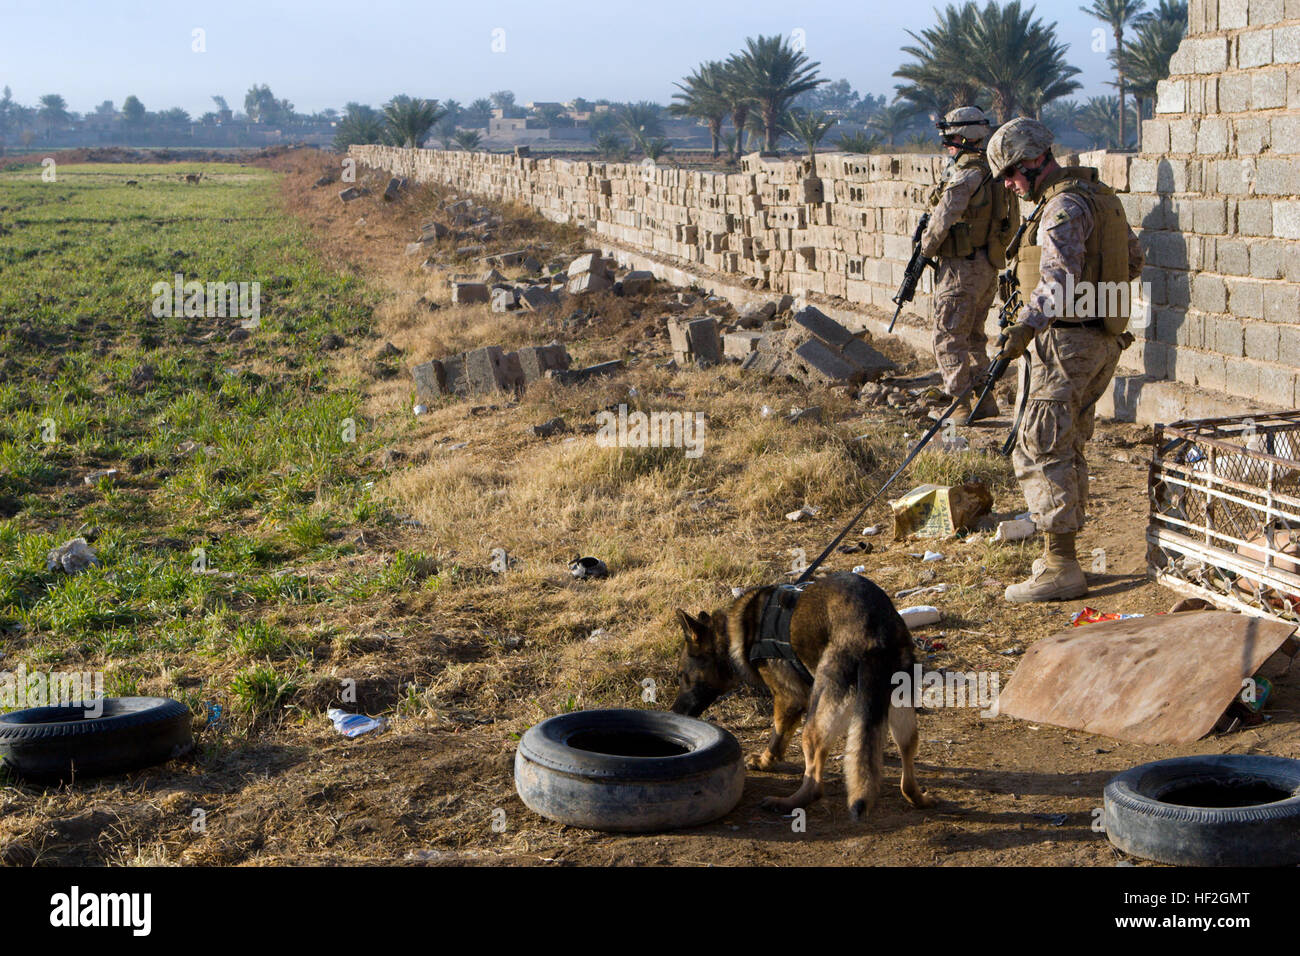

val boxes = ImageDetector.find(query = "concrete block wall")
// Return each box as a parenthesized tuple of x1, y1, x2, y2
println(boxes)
(350, 143, 947, 325)
(1121, 0, 1300, 414)
(355, 0, 1300, 423)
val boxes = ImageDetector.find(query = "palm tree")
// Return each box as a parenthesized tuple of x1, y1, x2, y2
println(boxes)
(1041, 98, 1085, 139)
(868, 102, 919, 147)
(436, 116, 459, 149)
(727, 34, 825, 152)
(333, 103, 384, 150)
(783, 109, 838, 176)
(382, 95, 445, 148)
(489, 90, 515, 111)
(1076, 95, 1137, 148)
(670, 61, 730, 159)
(718, 60, 752, 162)
(1080, 0, 1148, 147)
(965, 1, 1083, 122)
(37, 94, 69, 140)
(468, 98, 494, 127)
(836, 130, 883, 153)
(643, 137, 673, 161)
(894, 3, 984, 115)
(595, 131, 628, 161)
(452, 130, 483, 150)
(618, 101, 664, 153)
(1116, 0, 1186, 146)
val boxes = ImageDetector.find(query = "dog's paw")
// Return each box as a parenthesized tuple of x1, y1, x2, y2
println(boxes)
(906, 789, 937, 809)
(747, 752, 776, 771)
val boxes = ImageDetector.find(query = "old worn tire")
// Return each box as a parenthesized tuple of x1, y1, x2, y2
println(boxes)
(514, 709, 744, 832)
(1104, 755, 1300, 866)
(0, 697, 194, 782)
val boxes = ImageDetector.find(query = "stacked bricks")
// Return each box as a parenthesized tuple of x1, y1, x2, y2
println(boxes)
(357, 9, 1300, 417)
(350, 143, 944, 328)
(1121, 0, 1300, 408)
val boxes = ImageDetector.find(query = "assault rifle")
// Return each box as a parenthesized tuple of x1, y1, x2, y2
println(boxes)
(965, 269, 1023, 436)
(888, 213, 932, 334)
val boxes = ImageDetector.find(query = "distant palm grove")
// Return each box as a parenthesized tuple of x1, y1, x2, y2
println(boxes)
(0, 0, 1186, 160)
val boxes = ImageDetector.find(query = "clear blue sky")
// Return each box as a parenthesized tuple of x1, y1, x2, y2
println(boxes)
(0, 0, 1119, 115)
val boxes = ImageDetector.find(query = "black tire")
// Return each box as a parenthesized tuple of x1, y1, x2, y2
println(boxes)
(0, 697, 194, 782)
(1104, 755, 1300, 866)
(514, 709, 744, 832)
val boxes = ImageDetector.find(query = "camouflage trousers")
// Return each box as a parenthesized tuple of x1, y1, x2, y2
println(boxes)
(1011, 325, 1122, 534)
(931, 249, 998, 396)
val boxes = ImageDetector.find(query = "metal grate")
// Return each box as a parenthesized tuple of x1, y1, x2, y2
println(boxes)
(1148, 411, 1300, 625)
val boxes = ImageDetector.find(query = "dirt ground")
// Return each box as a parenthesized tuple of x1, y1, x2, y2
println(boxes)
(2, 148, 1295, 868)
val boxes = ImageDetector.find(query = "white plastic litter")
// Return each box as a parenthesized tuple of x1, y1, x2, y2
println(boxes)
(896, 583, 949, 599)
(851, 565, 867, 575)
(898, 605, 941, 628)
(83, 469, 119, 485)
(413, 404, 428, 416)
(862, 525, 882, 536)
(327, 709, 386, 738)
(922, 551, 946, 562)
(993, 518, 1037, 542)
(760, 405, 774, 418)
(45, 538, 100, 575)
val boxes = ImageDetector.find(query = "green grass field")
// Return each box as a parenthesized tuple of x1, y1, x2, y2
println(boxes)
(0, 162, 423, 728)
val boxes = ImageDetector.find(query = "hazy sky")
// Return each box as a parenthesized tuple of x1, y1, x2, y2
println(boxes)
(1, 0, 1121, 115)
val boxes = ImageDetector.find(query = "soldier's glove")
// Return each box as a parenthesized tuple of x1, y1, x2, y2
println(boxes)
(996, 322, 1036, 363)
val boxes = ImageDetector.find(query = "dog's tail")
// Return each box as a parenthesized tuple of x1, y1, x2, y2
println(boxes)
(845, 652, 891, 821)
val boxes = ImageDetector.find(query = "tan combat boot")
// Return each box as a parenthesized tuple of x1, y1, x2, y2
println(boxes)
(1005, 532, 1088, 603)
(968, 390, 1000, 423)
(930, 398, 971, 423)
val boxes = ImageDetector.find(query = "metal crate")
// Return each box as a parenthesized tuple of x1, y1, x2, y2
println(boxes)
(1148, 411, 1300, 625)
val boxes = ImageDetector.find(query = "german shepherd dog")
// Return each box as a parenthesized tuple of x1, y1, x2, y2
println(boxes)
(671, 571, 934, 820)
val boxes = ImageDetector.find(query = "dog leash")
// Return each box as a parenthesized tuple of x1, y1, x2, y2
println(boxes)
(794, 385, 976, 586)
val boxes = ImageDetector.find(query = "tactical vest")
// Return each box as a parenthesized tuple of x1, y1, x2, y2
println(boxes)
(927, 152, 1013, 265)
(1014, 166, 1134, 336)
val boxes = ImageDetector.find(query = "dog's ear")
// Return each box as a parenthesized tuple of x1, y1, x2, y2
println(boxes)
(676, 609, 707, 645)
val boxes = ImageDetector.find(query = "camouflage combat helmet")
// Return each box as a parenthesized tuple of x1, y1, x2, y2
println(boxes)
(935, 106, 991, 146)
(985, 117, 1055, 179)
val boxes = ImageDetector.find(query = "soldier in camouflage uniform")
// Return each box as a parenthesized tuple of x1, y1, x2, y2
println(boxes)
(921, 107, 1016, 422)
(985, 118, 1144, 603)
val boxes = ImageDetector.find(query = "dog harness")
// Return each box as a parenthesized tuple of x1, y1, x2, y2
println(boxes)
(749, 583, 815, 685)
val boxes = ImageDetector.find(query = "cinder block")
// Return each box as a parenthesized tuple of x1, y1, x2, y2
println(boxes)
(685, 317, 723, 366)
(1274, 23, 1300, 62)
(451, 281, 490, 304)
(1249, 0, 1283, 26)
(1270, 113, 1300, 152)
(1263, 282, 1300, 321)
(1215, 316, 1246, 356)
(1191, 274, 1227, 313)
(515, 343, 571, 382)
(1239, 28, 1274, 68)
(411, 360, 446, 402)
(723, 331, 764, 360)
(463, 346, 520, 392)
(1244, 321, 1281, 360)
(1215, 238, 1249, 275)
(1252, 68, 1287, 109)
(1221, 0, 1249, 28)
(1272, 200, 1300, 238)
(790, 305, 854, 350)
(789, 338, 866, 387)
